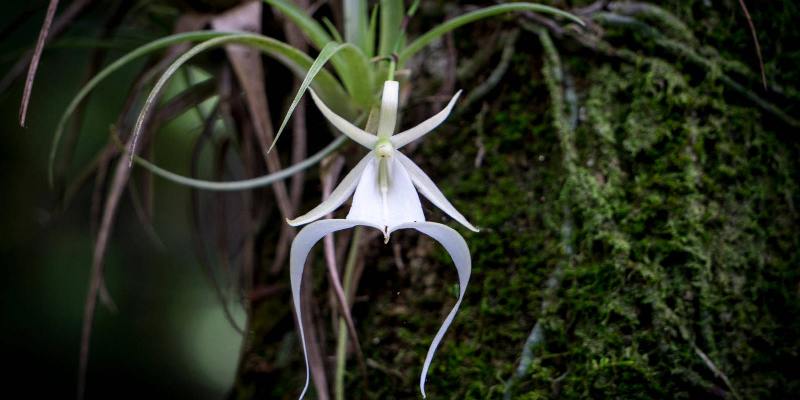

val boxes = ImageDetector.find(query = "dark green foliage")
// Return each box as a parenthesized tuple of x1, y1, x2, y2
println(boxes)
(335, 3, 800, 399)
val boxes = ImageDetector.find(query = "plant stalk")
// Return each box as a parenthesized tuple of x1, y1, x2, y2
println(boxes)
(335, 227, 363, 400)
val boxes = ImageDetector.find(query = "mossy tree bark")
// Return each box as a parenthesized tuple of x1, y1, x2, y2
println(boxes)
(231, 1, 800, 398)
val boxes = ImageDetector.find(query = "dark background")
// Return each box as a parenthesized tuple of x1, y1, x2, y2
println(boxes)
(0, 2, 243, 398)
(2, 1, 800, 399)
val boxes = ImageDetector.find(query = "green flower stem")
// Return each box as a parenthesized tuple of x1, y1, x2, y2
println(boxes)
(335, 227, 363, 400)
(387, 58, 396, 81)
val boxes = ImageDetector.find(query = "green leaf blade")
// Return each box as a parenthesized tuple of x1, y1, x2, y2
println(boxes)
(378, 0, 405, 56)
(344, 0, 369, 52)
(125, 135, 348, 191)
(49, 31, 226, 186)
(334, 44, 374, 109)
(399, 3, 585, 64)
(270, 41, 367, 152)
(264, 0, 332, 50)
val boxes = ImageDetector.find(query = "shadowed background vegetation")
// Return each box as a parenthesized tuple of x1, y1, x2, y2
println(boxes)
(1, 1, 798, 399)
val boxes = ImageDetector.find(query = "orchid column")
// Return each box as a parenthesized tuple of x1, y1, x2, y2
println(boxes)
(288, 80, 478, 399)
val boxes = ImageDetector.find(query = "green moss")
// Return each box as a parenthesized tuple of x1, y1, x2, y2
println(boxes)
(232, 2, 800, 399)
(351, 18, 799, 400)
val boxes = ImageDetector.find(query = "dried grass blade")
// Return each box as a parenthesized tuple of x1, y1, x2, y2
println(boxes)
(19, 0, 60, 127)
(285, 0, 309, 208)
(54, 1, 130, 186)
(1, 0, 92, 96)
(189, 108, 244, 334)
(79, 64, 210, 399)
(79, 137, 140, 400)
(212, 2, 295, 271)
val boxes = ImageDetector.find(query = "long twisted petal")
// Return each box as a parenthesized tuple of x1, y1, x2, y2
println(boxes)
(290, 219, 382, 399)
(396, 152, 479, 232)
(390, 90, 461, 149)
(287, 153, 372, 226)
(292, 220, 471, 399)
(309, 89, 378, 149)
(389, 222, 472, 398)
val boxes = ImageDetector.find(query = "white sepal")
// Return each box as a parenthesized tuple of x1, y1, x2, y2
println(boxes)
(377, 80, 399, 138)
(309, 89, 378, 149)
(390, 90, 462, 149)
(395, 152, 479, 232)
(287, 153, 373, 226)
(389, 222, 472, 399)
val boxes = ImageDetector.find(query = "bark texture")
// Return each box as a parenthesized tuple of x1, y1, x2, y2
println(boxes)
(232, 1, 800, 398)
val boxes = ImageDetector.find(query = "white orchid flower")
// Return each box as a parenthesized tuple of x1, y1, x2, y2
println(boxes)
(289, 80, 478, 399)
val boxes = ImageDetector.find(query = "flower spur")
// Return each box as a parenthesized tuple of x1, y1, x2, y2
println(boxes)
(289, 80, 478, 398)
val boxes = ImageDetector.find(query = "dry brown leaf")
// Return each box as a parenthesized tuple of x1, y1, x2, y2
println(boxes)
(212, 1, 296, 273)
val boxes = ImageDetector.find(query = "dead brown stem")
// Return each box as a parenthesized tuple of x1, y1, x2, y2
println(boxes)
(737, 0, 767, 89)
(80, 72, 216, 400)
(1, 0, 93, 96)
(301, 248, 331, 400)
(19, 0, 60, 127)
(320, 157, 369, 383)
(55, 1, 131, 186)
(212, 2, 296, 273)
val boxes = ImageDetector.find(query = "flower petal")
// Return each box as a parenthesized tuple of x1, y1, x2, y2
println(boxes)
(377, 80, 399, 138)
(290, 219, 382, 399)
(346, 156, 425, 233)
(389, 222, 472, 399)
(390, 90, 462, 149)
(309, 89, 378, 149)
(287, 153, 372, 226)
(396, 152, 479, 232)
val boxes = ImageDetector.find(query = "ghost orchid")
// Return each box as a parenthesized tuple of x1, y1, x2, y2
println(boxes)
(289, 80, 478, 399)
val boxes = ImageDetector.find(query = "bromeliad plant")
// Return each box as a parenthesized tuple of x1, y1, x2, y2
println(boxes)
(43, 0, 582, 398)
(50, 1, 583, 190)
